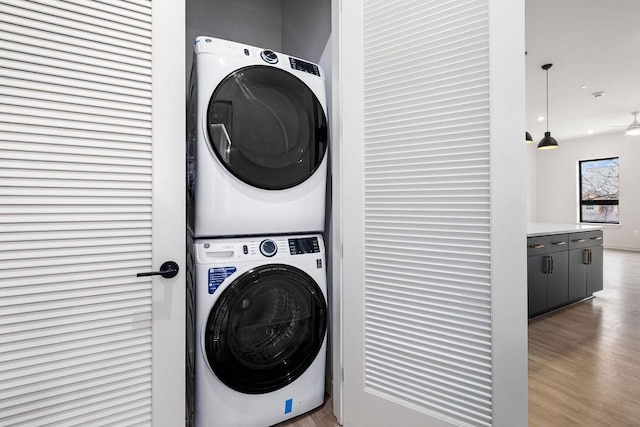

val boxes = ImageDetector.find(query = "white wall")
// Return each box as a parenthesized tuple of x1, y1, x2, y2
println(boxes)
(489, 0, 529, 423)
(526, 141, 538, 221)
(535, 132, 640, 250)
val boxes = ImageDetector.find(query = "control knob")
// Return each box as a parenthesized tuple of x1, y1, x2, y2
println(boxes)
(260, 50, 278, 64)
(259, 239, 277, 257)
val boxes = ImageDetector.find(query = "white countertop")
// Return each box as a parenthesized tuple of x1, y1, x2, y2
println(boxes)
(527, 222, 604, 237)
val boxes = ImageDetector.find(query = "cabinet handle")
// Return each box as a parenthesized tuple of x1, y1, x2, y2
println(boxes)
(529, 244, 545, 249)
(572, 239, 586, 243)
(552, 241, 566, 246)
(588, 249, 593, 265)
(583, 249, 590, 264)
(590, 236, 603, 241)
(544, 255, 554, 274)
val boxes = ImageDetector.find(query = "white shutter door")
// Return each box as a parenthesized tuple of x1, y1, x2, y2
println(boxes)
(341, 0, 506, 425)
(363, 0, 492, 425)
(0, 1, 155, 425)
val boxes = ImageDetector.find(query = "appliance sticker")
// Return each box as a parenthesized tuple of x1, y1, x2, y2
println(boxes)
(208, 267, 236, 294)
(284, 398, 293, 414)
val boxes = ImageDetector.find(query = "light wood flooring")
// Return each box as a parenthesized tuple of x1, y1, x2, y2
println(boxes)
(529, 248, 640, 426)
(285, 248, 640, 426)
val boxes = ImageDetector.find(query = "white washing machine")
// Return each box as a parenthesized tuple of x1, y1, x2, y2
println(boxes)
(187, 37, 329, 238)
(193, 234, 327, 427)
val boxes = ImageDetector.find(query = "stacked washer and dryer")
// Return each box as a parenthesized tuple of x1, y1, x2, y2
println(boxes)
(186, 37, 329, 427)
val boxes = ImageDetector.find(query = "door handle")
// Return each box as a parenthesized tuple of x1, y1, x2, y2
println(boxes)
(583, 249, 590, 265)
(137, 261, 179, 279)
(549, 256, 554, 274)
(588, 249, 593, 265)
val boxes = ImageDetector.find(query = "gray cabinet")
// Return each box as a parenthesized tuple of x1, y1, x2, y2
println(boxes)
(527, 234, 569, 317)
(527, 229, 603, 318)
(568, 231, 604, 301)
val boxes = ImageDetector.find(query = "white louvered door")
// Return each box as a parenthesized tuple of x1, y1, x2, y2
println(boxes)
(340, 0, 527, 425)
(0, 1, 185, 426)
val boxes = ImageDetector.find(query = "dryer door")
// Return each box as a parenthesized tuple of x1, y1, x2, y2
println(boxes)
(206, 66, 328, 190)
(204, 263, 327, 394)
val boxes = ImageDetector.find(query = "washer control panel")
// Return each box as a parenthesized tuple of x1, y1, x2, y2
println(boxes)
(199, 235, 322, 262)
(288, 237, 320, 255)
(259, 239, 278, 257)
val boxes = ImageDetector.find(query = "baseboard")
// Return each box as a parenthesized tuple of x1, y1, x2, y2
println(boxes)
(604, 245, 640, 252)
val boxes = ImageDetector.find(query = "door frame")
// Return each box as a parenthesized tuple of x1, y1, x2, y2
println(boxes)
(334, 0, 529, 425)
(151, 1, 186, 425)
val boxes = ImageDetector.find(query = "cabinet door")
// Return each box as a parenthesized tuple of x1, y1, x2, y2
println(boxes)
(547, 251, 569, 309)
(568, 248, 588, 301)
(528, 255, 548, 316)
(587, 245, 604, 294)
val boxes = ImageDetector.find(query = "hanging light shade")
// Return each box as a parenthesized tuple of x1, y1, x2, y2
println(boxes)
(538, 63, 558, 150)
(625, 111, 640, 136)
(537, 131, 558, 150)
(526, 131, 533, 144)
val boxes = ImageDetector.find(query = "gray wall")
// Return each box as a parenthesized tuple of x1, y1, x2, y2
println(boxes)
(185, 0, 335, 387)
(282, 0, 331, 64)
(186, 0, 283, 76)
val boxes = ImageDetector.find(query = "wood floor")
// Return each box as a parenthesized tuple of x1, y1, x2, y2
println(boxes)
(529, 248, 640, 426)
(285, 248, 640, 426)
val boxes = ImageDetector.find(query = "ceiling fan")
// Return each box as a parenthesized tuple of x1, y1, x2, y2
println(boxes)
(610, 111, 640, 136)
(625, 112, 640, 136)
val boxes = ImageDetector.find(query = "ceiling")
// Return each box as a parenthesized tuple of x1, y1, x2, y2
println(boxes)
(525, 0, 640, 142)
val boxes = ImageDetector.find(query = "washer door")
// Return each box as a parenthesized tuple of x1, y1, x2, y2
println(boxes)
(206, 66, 328, 190)
(204, 264, 327, 394)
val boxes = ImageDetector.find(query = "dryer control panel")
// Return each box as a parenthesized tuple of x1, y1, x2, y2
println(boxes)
(288, 237, 320, 255)
(288, 57, 321, 77)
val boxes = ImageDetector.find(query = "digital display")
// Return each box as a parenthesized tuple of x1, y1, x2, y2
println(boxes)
(289, 58, 320, 77)
(289, 237, 320, 254)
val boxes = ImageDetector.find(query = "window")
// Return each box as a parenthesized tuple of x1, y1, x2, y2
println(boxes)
(579, 157, 619, 223)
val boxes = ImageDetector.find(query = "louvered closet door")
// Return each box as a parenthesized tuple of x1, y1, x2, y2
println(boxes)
(341, 0, 527, 425)
(0, 1, 185, 426)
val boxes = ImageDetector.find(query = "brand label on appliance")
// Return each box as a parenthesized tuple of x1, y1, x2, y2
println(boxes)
(208, 267, 236, 294)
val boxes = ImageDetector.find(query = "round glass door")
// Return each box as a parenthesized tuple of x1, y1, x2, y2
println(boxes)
(204, 264, 327, 394)
(206, 66, 328, 190)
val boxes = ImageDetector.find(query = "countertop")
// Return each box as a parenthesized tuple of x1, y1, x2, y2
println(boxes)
(527, 222, 604, 237)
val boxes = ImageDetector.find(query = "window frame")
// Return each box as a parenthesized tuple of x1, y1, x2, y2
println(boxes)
(578, 156, 619, 224)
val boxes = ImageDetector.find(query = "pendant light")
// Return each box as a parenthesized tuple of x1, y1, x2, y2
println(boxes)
(625, 111, 640, 136)
(537, 63, 559, 150)
(525, 131, 533, 144)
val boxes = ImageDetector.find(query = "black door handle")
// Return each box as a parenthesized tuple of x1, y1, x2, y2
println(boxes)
(137, 261, 179, 279)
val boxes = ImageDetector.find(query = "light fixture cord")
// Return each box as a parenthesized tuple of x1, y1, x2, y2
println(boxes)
(545, 68, 549, 132)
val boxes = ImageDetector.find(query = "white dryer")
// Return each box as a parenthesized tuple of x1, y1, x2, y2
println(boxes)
(187, 37, 329, 238)
(193, 234, 327, 427)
